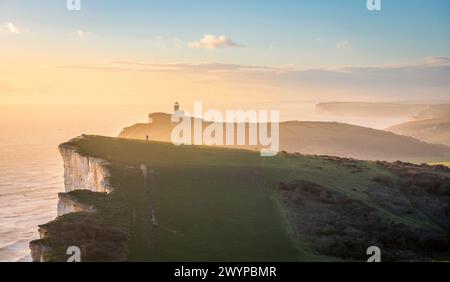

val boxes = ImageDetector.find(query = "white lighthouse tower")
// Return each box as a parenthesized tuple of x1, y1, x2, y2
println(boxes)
(172, 102, 184, 122)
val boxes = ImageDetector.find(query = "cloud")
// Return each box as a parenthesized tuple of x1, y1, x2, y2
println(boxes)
(336, 40, 352, 51)
(77, 30, 87, 39)
(73, 30, 96, 40)
(188, 34, 240, 49)
(423, 56, 450, 66)
(54, 56, 450, 100)
(60, 60, 276, 74)
(59, 57, 450, 76)
(0, 22, 23, 34)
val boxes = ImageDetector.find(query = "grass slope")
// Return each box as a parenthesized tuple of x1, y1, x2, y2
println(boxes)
(71, 136, 297, 261)
(58, 135, 442, 261)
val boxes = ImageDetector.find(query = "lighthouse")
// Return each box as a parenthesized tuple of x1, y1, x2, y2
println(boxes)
(171, 102, 184, 122)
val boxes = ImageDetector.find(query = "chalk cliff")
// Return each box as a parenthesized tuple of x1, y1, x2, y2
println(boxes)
(57, 193, 97, 217)
(59, 142, 113, 194)
(30, 137, 125, 262)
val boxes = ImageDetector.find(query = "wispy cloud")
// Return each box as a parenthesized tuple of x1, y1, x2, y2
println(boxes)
(57, 57, 450, 75)
(188, 34, 240, 49)
(73, 29, 96, 40)
(336, 40, 352, 51)
(60, 60, 277, 73)
(53, 56, 450, 100)
(0, 22, 24, 34)
(423, 56, 450, 66)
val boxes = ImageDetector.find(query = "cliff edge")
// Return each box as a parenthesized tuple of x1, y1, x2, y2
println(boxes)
(29, 136, 129, 262)
(30, 135, 450, 261)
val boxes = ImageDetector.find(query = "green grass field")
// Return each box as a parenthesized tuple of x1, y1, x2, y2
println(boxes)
(71, 136, 301, 261)
(63, 135, 439, 261)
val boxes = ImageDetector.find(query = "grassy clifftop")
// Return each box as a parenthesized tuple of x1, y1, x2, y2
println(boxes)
(35, 135, 450, 261)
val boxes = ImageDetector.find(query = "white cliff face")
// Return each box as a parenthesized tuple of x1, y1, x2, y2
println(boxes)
(30, 139, 116, 262)
(29, 226, 51, 262)
(57, 193, 96, 217)
(59, 143, 113, 194)
(29, 241, 51, 262)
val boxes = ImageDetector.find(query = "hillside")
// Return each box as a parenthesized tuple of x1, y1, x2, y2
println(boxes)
(387, 105, 450, 147)
(387, 119, 450, 147)
(413, 105, 450, 120)
(30, 135, 450, 262)
(316, 102, 428, 118)
(119, 113, 450, 162)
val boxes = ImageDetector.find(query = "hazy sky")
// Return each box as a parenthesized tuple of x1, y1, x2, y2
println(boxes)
(1, 0, 449, 106)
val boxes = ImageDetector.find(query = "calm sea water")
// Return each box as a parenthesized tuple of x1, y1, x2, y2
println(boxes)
(0, 133, 62, 262)
(0, 103, 403, 262)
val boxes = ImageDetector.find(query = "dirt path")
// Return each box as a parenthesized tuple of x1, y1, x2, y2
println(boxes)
(140, 164, 157, 226)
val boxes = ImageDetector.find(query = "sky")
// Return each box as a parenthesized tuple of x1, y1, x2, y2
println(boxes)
(0, 0, 449, 107)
